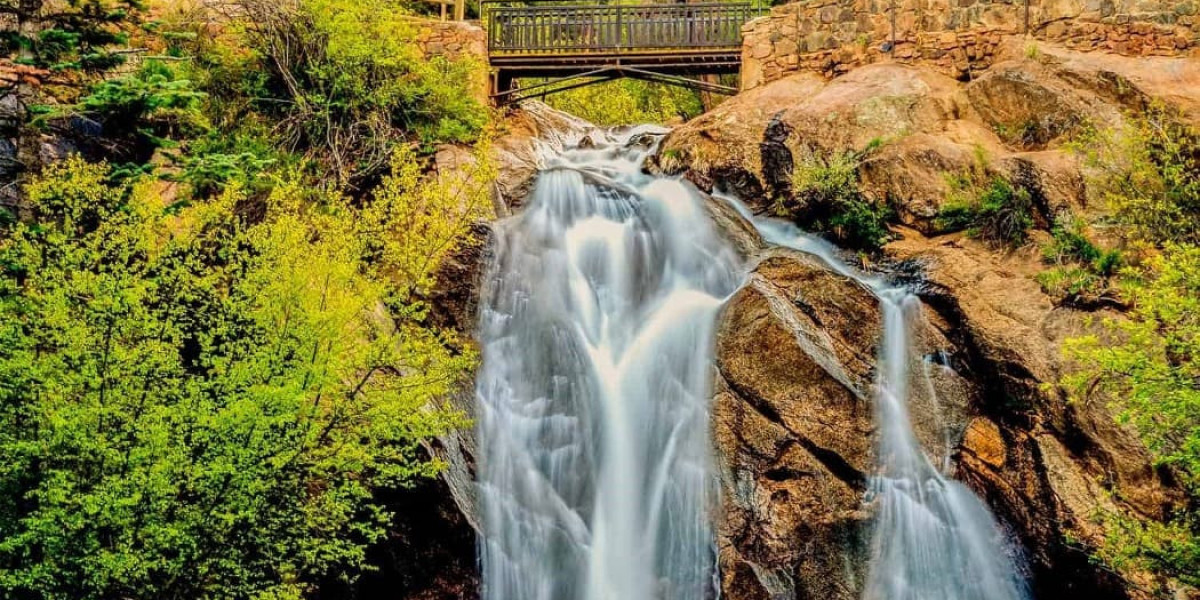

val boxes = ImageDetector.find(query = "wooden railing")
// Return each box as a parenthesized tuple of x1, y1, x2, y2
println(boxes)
(485, 2, 758, 55)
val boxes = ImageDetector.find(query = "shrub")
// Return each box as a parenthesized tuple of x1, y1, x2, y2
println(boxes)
(1036, 266, 1100, 299)
(219, 0, 491, 188)
(1042, 215, 1102, 265)
(0, 157, 474, 599)
(1074, 109, 1200, 245)
(937, 175, 1034, 248)
(1038, 215, 1125, 302)
(784, 145, 892, 250)
(1063, 244, 1200, 585)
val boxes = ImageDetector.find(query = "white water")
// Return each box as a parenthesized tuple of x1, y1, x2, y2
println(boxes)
(718, 194, 1031, 600)
(475, 127, 741, 600)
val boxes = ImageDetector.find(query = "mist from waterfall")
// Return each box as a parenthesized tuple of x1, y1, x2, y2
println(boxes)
(474, 127, 742, 600)
(719, 195, 1031, 600)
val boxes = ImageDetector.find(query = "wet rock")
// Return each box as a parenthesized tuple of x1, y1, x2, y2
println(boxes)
(758, 112, 794, 200)
(0, 137, 18, 179)
(0, 92, 23, 134)
(713, 247, 974, 600)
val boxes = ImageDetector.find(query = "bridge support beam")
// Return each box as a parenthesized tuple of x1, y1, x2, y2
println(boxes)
(491, 65, 739, 105)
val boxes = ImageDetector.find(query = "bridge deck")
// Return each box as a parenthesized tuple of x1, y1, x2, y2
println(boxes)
(484, 1, 758, 101)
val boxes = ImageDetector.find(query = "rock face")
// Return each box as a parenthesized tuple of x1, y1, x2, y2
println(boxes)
(708, 219, 1182, 600)
(656, 41, 1200, 234)
(658, 40, 1192, 600)
(713, 250, 878, 600)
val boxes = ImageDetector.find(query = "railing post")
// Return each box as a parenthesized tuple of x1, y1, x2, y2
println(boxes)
(616, 3, 623, 51)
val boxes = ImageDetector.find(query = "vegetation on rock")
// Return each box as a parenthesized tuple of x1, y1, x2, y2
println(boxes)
(1036, 215, 1123, 304)
(935, 152, 1034, 248)
(781, 142, 892, 250)
(1063, 112, 1200, 588)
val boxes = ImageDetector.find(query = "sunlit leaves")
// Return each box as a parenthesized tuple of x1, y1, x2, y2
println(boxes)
(0, 157, 473, 599)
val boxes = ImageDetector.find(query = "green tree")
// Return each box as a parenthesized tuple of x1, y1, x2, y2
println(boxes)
(1, 0, 143, 71)
(0, 156, 473, 599)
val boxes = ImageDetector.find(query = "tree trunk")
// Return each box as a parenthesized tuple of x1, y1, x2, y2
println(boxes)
(17, 0, 42, 62)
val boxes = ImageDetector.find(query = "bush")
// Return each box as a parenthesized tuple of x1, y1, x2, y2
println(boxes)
(937, 175, 1034, 248)
(216, 0, 491, 189)
(0, 157, 474, 599)
(1064, 244, 1200, 586)
(784, 145, 892, 250)
(1037, 215, 1125, 302)
(1075, 109, 1200, 245)
(1042, 215, 1102, 265)
(1036, 266, 1100, 299)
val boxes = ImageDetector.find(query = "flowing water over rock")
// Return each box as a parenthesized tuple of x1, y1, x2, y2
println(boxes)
(474, 120, 1030, 600)
(720, 196, 1031, 600)
(474, 127, 742, 600)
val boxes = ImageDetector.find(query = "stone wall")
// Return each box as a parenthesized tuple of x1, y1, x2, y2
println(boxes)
(742, 0, 1200, 88)
(416, 20, 490, 105)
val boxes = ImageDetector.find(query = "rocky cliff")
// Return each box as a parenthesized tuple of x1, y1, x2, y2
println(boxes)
(654, 38, 1195, 600)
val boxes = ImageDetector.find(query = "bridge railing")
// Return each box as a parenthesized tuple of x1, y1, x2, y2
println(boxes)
(484, 1, 758, 55)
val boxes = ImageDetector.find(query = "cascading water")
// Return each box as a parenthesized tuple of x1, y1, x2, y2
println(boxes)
(719, 195, 1031, 600)
(474, 127, 742, 600)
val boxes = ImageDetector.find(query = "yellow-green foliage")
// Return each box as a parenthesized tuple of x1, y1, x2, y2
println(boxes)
(362, 140, 497, 299)
(1055, 110, 1200, 587)
(1063, 245, 1200, 585)
(540, 78, 704, 126)
(0, 157, 475, 599)
(1075, 110, 1200, 245)
(192, 0, 490, 188)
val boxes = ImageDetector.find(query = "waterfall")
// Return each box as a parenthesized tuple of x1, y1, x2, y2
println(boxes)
(474, 127, 742, 600)
(719, 195, 1031, 600)
(474, 117, 1029, 599)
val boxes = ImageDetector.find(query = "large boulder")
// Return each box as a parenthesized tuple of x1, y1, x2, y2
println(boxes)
(713, 242, 976, 600)
(655, 41, 1200, 234)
